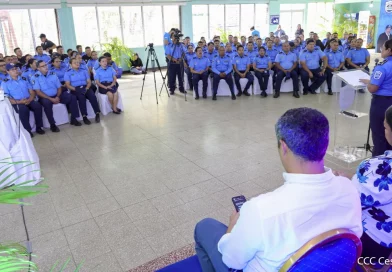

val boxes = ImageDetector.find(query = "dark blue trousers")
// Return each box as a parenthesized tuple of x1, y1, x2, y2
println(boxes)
(254, 70, 270, 91)
(192, 72, 208, 97)
(370, 95, 392, 156)
(185, 68, 193, 90)
(72, 87, 100, 117)
(234, 71, 254, 93)
(12, 100, 43, 132)
(275, 70, 299, 92)
(300, 68, 326, 93)
(168, 63, 184, 92)
(39, 91, 80, 125)
(212, 73, 234, 96)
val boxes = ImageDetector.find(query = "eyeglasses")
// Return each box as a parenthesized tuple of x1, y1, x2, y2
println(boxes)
(39, 64, 47, 68)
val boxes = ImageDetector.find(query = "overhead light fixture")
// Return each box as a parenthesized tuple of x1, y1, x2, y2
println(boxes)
(369, 1, 373, 7)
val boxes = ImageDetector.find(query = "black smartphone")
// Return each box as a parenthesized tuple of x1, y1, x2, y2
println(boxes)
(232, 195, 247, 212)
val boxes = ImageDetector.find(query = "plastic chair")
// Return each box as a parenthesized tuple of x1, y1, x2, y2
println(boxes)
(42, 103, 69, 128)
(233, 78, 253, 95)
(279, 228, 362, 272)
(97, 91, 124, 116)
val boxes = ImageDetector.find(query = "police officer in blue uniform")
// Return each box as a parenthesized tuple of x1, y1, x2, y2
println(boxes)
(165, 36, 186, 95)
(256, 38, 263, 51)
(325, 40, 345, 95)
(274, 42, 300, 98)
(322, 32, 331, 46)
(164, 28, 175, 51)
(87, 51, 99, 80)
(205, 42, 217, 76)
(253, 47, 272, 98)
(76, 54, 88, 71)
(22, 59, 38, 84)
(245, 42, 258, 72)
(225, 43, 237, 60)
(265, 40, 279, 85)
(233, 45, 254, 97)
(33, 60, 82, 131)
(299, 39, 328, 95)
(0, 59, 8, 82)
(360, 40, 392, 156)
(273, 37, 282, 52)
(50, 57, 68, 84)
(34, 46, 51, 63)
(64, 58, 101, 125)
(211, 46, 236, 100)
(346, 38, 370, 71)
(190, 47, 210, 99)
(184, 45, 195, 91)
(1, 63, 45, 137)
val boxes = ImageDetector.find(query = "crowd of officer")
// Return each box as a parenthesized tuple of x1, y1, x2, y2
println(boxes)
(0, 33, 121, 138)
(163, 27, 371, 100)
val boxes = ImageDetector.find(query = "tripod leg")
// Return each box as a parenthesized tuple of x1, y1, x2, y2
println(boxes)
(153, 68, 158, 104)
(140, 51, 151, 100)
(154, 51, 170, 97)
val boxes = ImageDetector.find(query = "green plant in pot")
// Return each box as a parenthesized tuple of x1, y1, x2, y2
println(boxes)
(101, 37, 134, 78)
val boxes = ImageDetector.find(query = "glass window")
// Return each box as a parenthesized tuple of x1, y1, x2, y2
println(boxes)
(254, 4, 269, 38)
(192, 5, 209, 42)
(30, 9, 59, 47)
(225, 5, 239, 35)
(240, 4, 255, 37)
(209, 5, 224, 39)
(121, 6, 144, 48)
(163, 6, 180, 31)
(73, 7, 100, 50)
(307, 3, 334, 37)
(2, 10, 34, 55)
(97, 6, 122, 44)
(143, 6, 163, 46)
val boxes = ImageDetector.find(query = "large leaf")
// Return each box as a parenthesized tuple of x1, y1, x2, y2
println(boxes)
(101, 37, 134, 68)
(0, 243, 37, 272)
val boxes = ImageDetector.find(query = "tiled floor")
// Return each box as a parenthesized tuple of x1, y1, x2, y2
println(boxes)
(1, 67, 375, 271)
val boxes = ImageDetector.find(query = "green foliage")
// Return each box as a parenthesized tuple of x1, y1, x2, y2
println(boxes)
(217, 29, 239, 44)
(0, 243, 37, 272)
(101, 37, 134, 68)
(331, 7, 358, 37)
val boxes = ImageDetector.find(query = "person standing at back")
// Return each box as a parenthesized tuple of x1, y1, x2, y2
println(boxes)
(250, 26, 260, 38)
(39, 34, 56, 54)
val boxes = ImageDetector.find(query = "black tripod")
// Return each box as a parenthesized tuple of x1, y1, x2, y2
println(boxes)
(160, 42, 187, 101)
(140, 44, 170, 105)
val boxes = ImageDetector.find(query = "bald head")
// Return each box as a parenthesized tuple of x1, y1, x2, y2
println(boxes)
(282, 42, 290, 53)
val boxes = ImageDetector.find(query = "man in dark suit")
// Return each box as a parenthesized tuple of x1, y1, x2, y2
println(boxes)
(377, 25, 392, 53)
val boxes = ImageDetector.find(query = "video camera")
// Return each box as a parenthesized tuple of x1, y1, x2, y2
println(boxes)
(172, 28, 183, 42)
(145, 43, 154, 51)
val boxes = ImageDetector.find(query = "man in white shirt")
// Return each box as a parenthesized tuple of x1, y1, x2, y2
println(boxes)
(194, 107, 363, 272)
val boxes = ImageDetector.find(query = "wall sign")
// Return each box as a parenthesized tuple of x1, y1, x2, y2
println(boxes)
(270, 15, 280, 25)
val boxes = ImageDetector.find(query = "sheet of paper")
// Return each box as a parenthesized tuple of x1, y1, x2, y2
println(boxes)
(336, 70, 370, 88)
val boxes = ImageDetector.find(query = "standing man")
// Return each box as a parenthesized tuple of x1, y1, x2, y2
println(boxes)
(190, 47, 210, 99)
(233, 45, 254, 97)
(211, 46, 236, 100)
(165, 36, 186, 95)
(274, 42, 300, 98)
(250, 26, 260, 38)
(39, 34, 56, 54)
(82, 47, 92, 63)
(274, 25, 286, 38)
(164, 28, 175, 51)
(346, 38, 370, 71)
(325, 40, 345, 95)
(299, 39, 327, 95)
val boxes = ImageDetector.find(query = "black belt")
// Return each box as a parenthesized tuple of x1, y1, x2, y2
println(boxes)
(372, 94, 392, 99)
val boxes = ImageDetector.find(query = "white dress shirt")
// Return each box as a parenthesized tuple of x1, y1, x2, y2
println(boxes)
(218, 167, 363, 272)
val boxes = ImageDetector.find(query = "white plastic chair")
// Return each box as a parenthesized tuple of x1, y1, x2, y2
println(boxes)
(192, 77, 213, 98)
(252, 72, 273, 95)
(234, 78, 253, 95)
(76, 100, 96, 121)
(42, 103, 69, 128)
(97, 91, 124, 116)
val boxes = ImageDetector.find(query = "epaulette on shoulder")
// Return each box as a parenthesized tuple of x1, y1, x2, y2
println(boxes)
(21, 77, 27, 81)
(234, 55, 239, 58)
(34, 74, 39, 77)
(378, 59, 388, 66)
(50, 71, 56, 75)
(192, 56, 197, 59)
(3, 78, 8, 82)
(278, 51, 283, 54)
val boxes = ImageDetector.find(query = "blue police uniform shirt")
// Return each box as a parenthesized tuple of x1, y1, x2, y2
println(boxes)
(254, 55, 271, 69)
(233, 54, 250, 71)
(189, 56, 210, 73)
(163, 32, 172, 51)
(252, 30, 260, 37)
(246, 50, 258, 64)
(32, 71, 61, 97)
(21, 68, 37, 84)
(51, 66, 67, 82)
(299, 48, 325, 70)
(64, 68, 89, 87)
(275, 51, 297, 70)
(322, 38, 329, 46)
(266, 48, 278, 62)
(0, 72, 8, 82)
(165, 44, 185, 60)
(185, 52, 196, 66)
(226, 50, 237, 60)
(1, 76, 32, 100)
(34, 54, 51, 63)
(79, 61, 88, 71)
(273, 44, 282, 52)
(94, 66, 116, 83)
(212, 55, 232, 74)
(93, 61, 118, 71)
(87, 59, 98, 71)
(370, 57, 392, 96)
(205, 51, 218, 65)
(343, 47, 351, 58)
(326, 50, 344, 69)
(346, 48, 370, 64)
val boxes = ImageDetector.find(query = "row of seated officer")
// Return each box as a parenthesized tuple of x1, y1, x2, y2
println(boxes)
(194, 107, 392, 272)
(1, 54, 120, 137)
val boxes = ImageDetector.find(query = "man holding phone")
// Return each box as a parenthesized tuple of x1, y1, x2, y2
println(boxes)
(194, 107, 363, 272)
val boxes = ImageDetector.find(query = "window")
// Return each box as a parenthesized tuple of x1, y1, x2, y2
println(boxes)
(163, 6, 180, 32)
(240, 4, 255, 37)
(307, 3, 334, 37)
(30, 9, 59, 47)
(254, 4, 269, 38)
(97, 7, 122, 44)
(280, 4, 306, 40)
(143, 6, 163, 45)
(192, 5, 209, 42)
(209, 5, 224, 38)
(121, 6, 144, 48)
(73, 7, 100, 50)
(225, 5, 239, 36)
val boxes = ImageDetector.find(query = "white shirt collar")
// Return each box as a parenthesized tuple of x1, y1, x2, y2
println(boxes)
(283, 167, 334, 184)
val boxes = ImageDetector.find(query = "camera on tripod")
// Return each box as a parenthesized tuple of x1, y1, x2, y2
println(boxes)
(173, 28, 183, 42)
(145, 43, 154, 51)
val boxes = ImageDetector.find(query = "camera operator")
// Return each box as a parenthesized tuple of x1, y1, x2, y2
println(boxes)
(165, 32, 186, 95)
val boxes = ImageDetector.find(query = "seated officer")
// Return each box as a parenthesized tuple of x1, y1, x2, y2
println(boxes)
(256, 38, 263, 50)
(325, 40, 345, 95)
(275, 42, 300, 99)
(22, 59, 38, 84)
(82, 47, 92, 63)
(253, 47, 272, 98)
(240, 36, 246, 47)
(76, 45, 85, 56)
(299, 39, 327, 95)
(228, 35, 234, 47)
(211, 46, 236, 100)
(165, 36, 186, 94)
(2, 63, 45, 137)
(184, 45, 195, 91)
(273, 37, 282, 52)
(245, 42, 258, 71)
(190, 47, 210, 99)
(248, 36, 256, 47)
(76, 54, 88, 71)
(233, 36, 239, 46)
(50, 57, 68, 89)
(33, 60, 82, 131)
(323, 32, 331, 46)
(214, 39, 221, 52)
(34, 46, 51, 63)
(87, 51, 98, 80)
(346, 38, 370, 71)
(56, 46, 68, 61)
(265, 40, 279, 84)
(64, 58, 101, 124)
(225, 43, 236, 60)
(205, 42, 218, 74)
(95, 56, 121, 114)
(0, 59, 8, 82)
(233, 45, 253, 97)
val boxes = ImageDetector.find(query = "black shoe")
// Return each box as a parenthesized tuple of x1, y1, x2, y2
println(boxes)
(243, 91, 250, 96)
(71, 118, 82, 126)
(328, 90, 333, 95)
(203, 94, 207, 99)
(237, 91, 242, 97)
(170, 91, 174, 95)
(358, 89, 365, 93)
(195, 96, 199, 100)
(310, 90, 317, 94)
(116, 108, 122, 112)
(303, 91, 308, 95)
(231, 95, 236, 100)
(50, 124, 60, 133)
(179, 89, 186, 93)
(83, 117, 91, 125)
(113, 111, 121, 114)
(293, 91, 300, 98)
(36, 128, 45, 135)
(95, 114, 100, 123)
(212, 95, 217, 100)
(273, 92, 280, 98)
(29, 131, 34, 138)
(261, 91, 267, 97)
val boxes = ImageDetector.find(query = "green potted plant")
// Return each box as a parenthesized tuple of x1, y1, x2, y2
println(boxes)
(101, 37, 134, 78)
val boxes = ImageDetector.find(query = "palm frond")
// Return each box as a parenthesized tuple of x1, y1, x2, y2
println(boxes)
(0, 243, 37, 272)
(101, 37, 134, 68)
